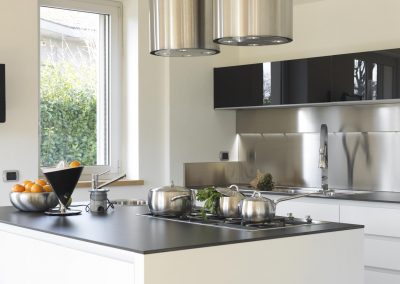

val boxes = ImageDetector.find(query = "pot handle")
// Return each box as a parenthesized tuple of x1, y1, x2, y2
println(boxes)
(274, 193, 313, 205)
(170, 194, 191, 202)
(228, 184, 239, 192)
(251, 191, 268, 199)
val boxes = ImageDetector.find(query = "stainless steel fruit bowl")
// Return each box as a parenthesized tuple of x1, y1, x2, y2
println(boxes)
(10, 192, 58, 212)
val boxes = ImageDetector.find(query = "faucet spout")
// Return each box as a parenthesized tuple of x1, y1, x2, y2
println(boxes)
(319, 124, 328, 191)
(92, 170, 126, 191)
(97, 174, 127, 190)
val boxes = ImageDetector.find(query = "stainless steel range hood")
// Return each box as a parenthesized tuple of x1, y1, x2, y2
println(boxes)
(213, 0, 293, 46)
(149, 0, 220, 57)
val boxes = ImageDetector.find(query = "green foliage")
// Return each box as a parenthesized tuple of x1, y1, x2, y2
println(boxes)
(196, 187, 222, 220)
(40, 60, 97, 167)
(257, 173, 275, 191)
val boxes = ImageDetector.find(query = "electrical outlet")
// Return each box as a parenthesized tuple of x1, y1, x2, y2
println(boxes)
(3, 170, 19, 182)
(219, 151, 229, 161)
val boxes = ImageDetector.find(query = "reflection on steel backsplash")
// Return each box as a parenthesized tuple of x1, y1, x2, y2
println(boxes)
(238, 132, 398, 192)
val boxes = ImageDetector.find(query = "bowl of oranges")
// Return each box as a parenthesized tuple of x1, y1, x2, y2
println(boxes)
(10, 179, 58, 212)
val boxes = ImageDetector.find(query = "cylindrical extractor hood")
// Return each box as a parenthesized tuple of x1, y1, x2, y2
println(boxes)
(214, 0, 293, 46)
(149, 0, 220, 57)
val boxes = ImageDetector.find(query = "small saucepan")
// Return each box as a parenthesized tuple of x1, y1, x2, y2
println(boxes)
(240, 191, 312, 223)
(217, 185, 245, 218)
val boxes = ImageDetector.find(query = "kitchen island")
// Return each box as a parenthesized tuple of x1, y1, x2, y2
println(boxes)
(0, 205, 364, 284)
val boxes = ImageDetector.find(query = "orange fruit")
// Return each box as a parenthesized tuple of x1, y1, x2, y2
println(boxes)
(69, 160, 81, 168)
(22, 180, 32, 186)
(43, 185, 53, 192)
(25, 182, 34, 191)
(12, 184, 25, 192)
(35, 179, 47, 186)
(31, 184, 44, 193)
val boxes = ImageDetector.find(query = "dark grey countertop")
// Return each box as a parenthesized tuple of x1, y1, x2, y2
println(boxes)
(263, 190, 400, 204)
(192, 185, 400, 204)
(0, 205, 363, 255)
(332, 191, 400, 203)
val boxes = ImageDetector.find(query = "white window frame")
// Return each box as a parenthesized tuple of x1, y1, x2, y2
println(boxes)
(39, 0, 123, 180)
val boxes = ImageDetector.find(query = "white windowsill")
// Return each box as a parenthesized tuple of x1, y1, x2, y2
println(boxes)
(76, 179, 144, 189)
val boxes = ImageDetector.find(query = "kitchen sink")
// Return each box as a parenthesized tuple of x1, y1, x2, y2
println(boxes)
(111, 199, 147, 206)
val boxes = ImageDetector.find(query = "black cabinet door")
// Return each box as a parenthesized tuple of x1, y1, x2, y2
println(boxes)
(214, 48, 400, 109)
(214, 63, 263, 108)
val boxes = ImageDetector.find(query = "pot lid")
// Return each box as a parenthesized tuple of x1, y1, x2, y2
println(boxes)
(216, 185, 245, 199)
(245, 191, 269, 202)
(150, 181, 190, 193)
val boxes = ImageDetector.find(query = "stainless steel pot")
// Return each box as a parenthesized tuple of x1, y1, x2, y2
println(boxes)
(148, 183, 192, 216)
(240, 191, 312, 223)
(217, 185, 245, 218)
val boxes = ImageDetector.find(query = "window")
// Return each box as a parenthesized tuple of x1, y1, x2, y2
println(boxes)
(39, 0, 121, 178)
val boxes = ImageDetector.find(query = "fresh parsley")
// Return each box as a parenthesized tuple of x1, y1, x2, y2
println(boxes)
(195, 187, 222, 220)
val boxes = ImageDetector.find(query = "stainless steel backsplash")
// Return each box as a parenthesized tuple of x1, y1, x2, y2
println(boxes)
(237, 103, 400, 192)
(184, 162, 242, 187)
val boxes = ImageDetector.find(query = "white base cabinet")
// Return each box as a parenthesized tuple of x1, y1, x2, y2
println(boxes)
(0, 222, 363, 284)
(341, 202, 400, 284)
(264, 194, 400, 284)
(365, 267, 400, 284)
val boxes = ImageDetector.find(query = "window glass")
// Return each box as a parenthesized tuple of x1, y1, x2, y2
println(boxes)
(40, 7, 109, 167)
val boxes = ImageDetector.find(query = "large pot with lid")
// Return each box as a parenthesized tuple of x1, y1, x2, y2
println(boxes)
(148, 182, 192, 216)
(240, 191, 312, 223)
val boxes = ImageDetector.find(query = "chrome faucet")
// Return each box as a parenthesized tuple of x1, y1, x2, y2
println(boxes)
(89, 170, 127, 213)
(319, 124, 328, 192)
(92, 170, 126, 190)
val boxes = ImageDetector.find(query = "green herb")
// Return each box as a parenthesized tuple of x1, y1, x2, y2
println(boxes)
(257, 173, 274, 191)
(196, 187, 222, 220)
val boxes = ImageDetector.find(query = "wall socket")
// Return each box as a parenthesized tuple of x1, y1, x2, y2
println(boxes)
(219, 151, 229, 161)
(3, 170, 19, 182)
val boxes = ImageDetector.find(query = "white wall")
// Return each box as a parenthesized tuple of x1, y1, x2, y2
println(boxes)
(122, 0, 239, 189)
(2, 0, 400, 205)
(0, 0, 238, 205)
(168, 55, 239, 185)
(77, 0, 240, 200)
(103, 0, 400, 197)
(237, 0, 400, 64)
(0, 1, 39, 204)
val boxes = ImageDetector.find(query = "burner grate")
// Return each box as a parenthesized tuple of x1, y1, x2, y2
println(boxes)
(139, 213, 324, 231)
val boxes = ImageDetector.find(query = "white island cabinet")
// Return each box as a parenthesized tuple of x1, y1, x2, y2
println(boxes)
(264, 193, 400, 284)
(0, 221, 363, 284)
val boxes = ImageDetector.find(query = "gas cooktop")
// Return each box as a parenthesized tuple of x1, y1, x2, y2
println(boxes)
(139, 212, 326, 231)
